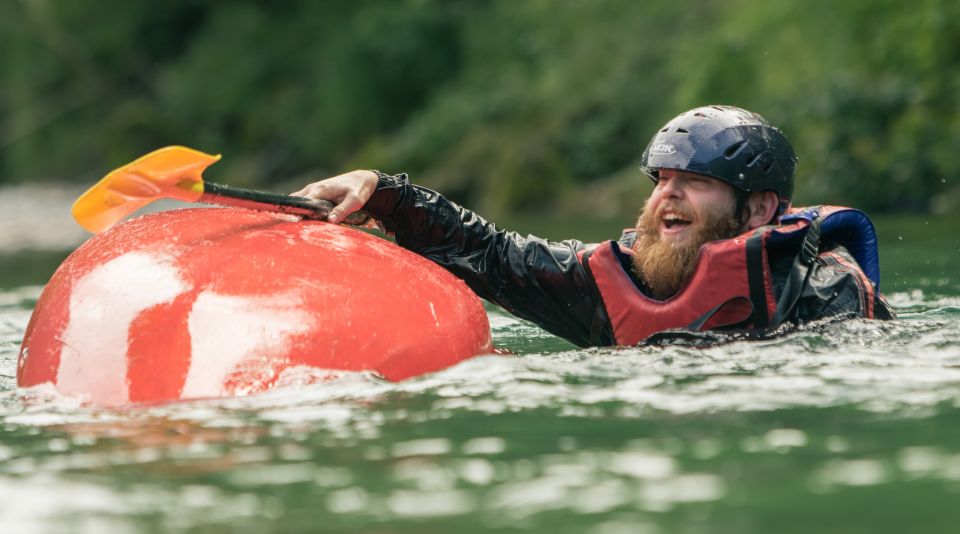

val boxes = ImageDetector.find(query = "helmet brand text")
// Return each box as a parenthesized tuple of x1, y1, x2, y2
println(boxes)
(650, 143, 677, 154)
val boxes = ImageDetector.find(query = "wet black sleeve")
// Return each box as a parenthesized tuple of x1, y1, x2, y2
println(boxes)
(362, 172, 614, 347)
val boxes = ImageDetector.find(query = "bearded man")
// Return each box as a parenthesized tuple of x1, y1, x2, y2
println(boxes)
(294, 106, 893, 346)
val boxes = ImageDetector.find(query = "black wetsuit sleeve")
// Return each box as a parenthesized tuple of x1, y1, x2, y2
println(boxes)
(362, 172, 614, 347)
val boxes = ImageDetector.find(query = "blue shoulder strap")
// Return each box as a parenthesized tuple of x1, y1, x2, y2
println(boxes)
(774, 207, 881, 290)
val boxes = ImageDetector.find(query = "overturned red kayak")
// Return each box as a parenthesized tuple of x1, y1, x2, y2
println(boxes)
(17, 208, 492, 406)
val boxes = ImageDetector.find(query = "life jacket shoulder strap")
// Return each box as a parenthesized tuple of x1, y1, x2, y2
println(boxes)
(745, 231, 771, 329)
(768, 215, 825, 328)
(776, 205, 881, 290)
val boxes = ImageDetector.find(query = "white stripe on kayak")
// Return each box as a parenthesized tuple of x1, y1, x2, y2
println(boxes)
(58, 251, 188, 405)
(182, 291, 313, 398)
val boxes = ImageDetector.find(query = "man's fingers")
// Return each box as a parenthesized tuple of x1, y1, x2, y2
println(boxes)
(291, 171, 378, 222)
(329, 194, 364, 223)
(291, 182, 330, 200)
(290, 181, 323, 197)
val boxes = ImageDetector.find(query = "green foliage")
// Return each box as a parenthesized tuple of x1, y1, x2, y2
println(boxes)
(2, 0, 958, 215)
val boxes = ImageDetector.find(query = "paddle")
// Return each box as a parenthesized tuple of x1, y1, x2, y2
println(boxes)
(72, 145, 370, 233)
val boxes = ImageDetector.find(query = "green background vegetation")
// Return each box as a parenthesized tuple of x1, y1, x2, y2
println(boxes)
(3, 0, 959, 219)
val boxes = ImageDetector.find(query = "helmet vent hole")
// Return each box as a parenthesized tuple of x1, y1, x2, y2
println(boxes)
(746, 153, 762, 167)
(724, 140, 746, 159)
(763, 162, 774, 174)
(660, 127, 668, 132)
(676, 128, 688, 134)
(693, 112, 706, 117)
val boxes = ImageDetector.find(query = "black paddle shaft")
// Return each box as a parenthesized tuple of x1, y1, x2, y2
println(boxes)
(200, 181, 370, 225)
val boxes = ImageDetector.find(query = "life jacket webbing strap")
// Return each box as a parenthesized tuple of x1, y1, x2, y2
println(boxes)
(746, 233, 769, 329)
(770, 217, 824, 328)
(686, 296, 754, 332)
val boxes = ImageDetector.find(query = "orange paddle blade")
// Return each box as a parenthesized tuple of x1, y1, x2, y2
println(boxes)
(72, 146, 222, 233)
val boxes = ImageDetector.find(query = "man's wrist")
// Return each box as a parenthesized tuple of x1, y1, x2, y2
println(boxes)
(368, 170, 404, 189)
(361, 171, 409, 225)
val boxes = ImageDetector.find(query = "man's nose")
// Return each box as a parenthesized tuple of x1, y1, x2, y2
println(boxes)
(659, 176, 685, 198)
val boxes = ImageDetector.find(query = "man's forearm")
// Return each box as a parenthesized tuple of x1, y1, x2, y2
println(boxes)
(362, 172, 613, 346)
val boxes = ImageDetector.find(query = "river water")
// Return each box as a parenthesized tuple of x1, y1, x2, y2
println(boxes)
(1, 199, 959, 533)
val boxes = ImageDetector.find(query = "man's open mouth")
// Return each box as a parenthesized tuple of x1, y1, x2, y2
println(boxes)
(662, 213, 691, 229)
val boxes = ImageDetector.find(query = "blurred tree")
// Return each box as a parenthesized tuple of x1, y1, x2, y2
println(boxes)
(1, 0, 958, 215)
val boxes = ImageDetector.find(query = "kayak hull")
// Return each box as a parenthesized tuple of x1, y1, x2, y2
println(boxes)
(17, 208, 492, 405)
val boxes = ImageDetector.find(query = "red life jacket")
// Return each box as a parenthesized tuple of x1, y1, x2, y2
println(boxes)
(579, 206, 880, 346)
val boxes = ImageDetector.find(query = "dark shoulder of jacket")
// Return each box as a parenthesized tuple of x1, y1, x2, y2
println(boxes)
(767, 209, 895, 321)
(618, 228, 637, 248)
(818, 244, 895, 320)
(792, 243, 894, 322)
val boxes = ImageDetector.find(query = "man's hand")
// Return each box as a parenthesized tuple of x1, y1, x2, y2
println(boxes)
(291, 170, 379, 224)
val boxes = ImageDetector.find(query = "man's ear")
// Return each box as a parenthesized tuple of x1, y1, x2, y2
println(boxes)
(744, 191, 780, 230)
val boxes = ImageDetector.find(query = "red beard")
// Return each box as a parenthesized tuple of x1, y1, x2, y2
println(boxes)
(631, 200, 741, 300)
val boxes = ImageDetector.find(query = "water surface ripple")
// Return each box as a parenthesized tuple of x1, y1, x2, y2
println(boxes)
(2, 288, 960, 533)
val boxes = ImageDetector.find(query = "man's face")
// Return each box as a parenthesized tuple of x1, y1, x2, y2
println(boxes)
(642, 169, 740, 246)
(631, 169, 742, 300)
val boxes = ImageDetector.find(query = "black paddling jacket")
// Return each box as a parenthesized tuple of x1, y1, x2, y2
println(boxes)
(363, 173, 894, 347)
